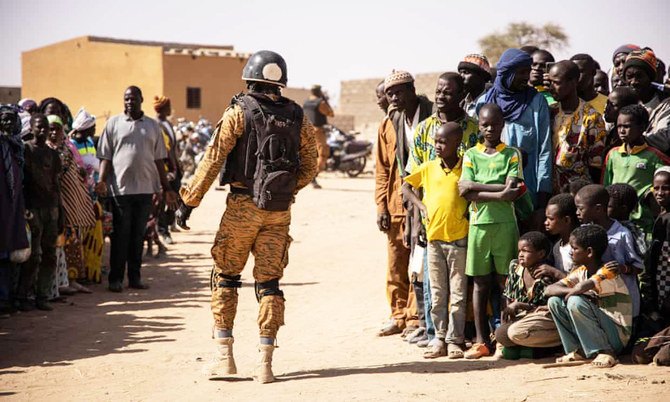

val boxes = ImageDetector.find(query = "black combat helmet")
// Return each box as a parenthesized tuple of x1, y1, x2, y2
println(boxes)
(242, 50, 288, 88)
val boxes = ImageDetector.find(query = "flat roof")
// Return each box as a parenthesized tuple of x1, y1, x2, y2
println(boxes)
(88, 36, 234, 51)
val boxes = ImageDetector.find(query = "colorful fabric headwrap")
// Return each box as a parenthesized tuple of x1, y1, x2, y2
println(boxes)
(18, 98, 37, 112)
(458, 54, 492, 81)
(483, 48, 537, 122)
(612, 44, 640, 62)
(153, 96, 170, 112)
(47, 114, 64, 127)
(384, 70, 414, 91)
(623, 48, 658, 81)
(0, 104, 24, 199)
(72, 107, 96, 131)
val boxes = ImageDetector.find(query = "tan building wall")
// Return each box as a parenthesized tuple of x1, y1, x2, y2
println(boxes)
(282, 87, 311, 105)
(339, 72, 442, 141)
(162, 53, 247, 124)
(22, 37, 164, 129)
(21, 36, 249, 132)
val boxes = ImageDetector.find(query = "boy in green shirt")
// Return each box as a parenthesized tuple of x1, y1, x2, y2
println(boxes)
(602, 104, 670, 234)
(458, 104, 524, 359)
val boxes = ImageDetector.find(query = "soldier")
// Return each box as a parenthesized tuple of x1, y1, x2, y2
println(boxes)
(176, 50, 317, 383)
(302, 85, 334, 189)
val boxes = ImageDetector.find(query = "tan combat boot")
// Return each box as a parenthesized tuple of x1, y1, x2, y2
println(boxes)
(253, 344, 275, 383)
(203, 337, 237, 377)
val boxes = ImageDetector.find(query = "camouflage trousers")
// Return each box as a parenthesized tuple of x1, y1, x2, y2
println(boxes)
(211, 193, 292, 338)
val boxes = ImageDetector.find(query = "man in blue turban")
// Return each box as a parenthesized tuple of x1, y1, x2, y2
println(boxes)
(476, 48, 552, 210)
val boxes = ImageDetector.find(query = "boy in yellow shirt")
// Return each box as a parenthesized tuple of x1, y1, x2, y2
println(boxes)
(403, 122, 469, 359)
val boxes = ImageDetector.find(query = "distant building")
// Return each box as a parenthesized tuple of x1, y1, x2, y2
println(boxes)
(0, 87, 21, 104)
(22, 36, 251, 129)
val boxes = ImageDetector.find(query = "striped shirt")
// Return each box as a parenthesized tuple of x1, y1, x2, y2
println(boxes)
(562, 265, 633, 344)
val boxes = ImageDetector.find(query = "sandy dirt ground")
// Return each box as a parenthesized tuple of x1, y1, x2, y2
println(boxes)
(1, 172, 670, 401)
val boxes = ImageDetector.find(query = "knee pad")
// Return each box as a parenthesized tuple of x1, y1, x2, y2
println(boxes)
(215, 273, 242, 289)
(255, 279, 283, 302)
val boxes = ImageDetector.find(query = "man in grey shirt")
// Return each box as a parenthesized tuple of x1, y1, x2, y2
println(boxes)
(95, 86, 178, 292)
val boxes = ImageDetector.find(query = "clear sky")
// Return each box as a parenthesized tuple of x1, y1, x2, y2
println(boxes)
(2, 0, 669, 105)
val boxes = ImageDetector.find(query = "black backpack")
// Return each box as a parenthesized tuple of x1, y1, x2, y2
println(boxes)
(226, 93, 302, 211)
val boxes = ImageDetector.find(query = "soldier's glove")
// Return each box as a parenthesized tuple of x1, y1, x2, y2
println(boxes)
(175, 202, 194, 230)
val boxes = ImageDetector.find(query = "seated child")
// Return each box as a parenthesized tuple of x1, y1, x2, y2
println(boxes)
(574, 184, 643, 318)
(602, 104, 670, 234)
(404, 122, 469, 359)
(458, 104, 523, 359)
(495, 231, 565, 357)
(545, 225, 632, 368)
(544, 193, 579, 273)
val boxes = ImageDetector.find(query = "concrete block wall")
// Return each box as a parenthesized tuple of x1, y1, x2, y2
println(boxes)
(339, 72, 443, 141)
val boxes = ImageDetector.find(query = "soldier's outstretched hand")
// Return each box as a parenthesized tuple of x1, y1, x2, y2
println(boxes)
(176, 202, 194, 230)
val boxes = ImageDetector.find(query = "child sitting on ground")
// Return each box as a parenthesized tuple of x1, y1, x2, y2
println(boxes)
(495, 231, 564, 359)
(403, 122, 469, 359)
(545, 225, 632, 368)
(458, 104, 523, 359)
(602, 104, 670, 234)
(574, 184, 643, 320)
(545, 193, 579, 273)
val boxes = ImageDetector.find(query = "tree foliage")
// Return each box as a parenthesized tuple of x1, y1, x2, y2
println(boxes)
(478, 22, 569, 65)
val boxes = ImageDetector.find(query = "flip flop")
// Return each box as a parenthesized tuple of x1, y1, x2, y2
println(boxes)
(592, 353, 618, 368)
(447, 343, 465, 359)
(543, 351, 588, 368)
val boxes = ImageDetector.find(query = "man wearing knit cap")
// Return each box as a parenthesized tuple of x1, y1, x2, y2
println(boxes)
(375, 69, 431, 336)
(623, 48, 660, 113)
(154, 95, 181, 244)
(612, 44, 640, 82)
(458, 54, 492, 117)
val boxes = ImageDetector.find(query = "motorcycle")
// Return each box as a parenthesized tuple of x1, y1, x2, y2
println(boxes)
(325, 125, 373, 177)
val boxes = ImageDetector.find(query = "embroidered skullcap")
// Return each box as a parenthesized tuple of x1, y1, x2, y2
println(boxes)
(153, 95, 170, 112)
(72, 107, 96, 131)
(384, 70, 414, 91)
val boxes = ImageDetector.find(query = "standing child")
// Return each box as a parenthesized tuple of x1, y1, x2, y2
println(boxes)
(403, 122, 469, 359)
(606, 183, 649, 261)
(642, 168, 670, 329)
(544, 193, 579, 273)
(602, 104, 670, 234)
(545, 225, 632, 368)
(574, 184, 643, 319)
(458, 104, 523, 359)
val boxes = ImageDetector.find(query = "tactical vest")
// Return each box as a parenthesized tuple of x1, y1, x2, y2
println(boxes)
(222, 93, 303, 211)
(302, 98, 327, 127)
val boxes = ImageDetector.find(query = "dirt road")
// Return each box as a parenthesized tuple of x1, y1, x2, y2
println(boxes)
(1, 173, 669, 401)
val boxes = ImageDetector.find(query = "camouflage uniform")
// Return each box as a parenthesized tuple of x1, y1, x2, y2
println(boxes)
(180, 101, 317, 338)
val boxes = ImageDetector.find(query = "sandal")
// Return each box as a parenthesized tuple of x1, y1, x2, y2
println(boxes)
(555, 350, 585, 363)
(464, 343, 490, 359)
(70, 281, 93, 294)
(592, 353, 618, 368)
(447, 343, 465, 359)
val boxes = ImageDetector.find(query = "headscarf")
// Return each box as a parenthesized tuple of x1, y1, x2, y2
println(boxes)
(39, 97, 73, 132)
(153, 96, 170, 112)
(47, 114, 63, 127)
(0, 104, 24, 199)
(18, 98, 37, 112)
(484, 48, 537, 122)
(72, 107, 96, 131)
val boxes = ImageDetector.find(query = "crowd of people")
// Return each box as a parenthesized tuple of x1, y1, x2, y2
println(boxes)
(0, 89, 183, 314)
(375, 45, 670, 367)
